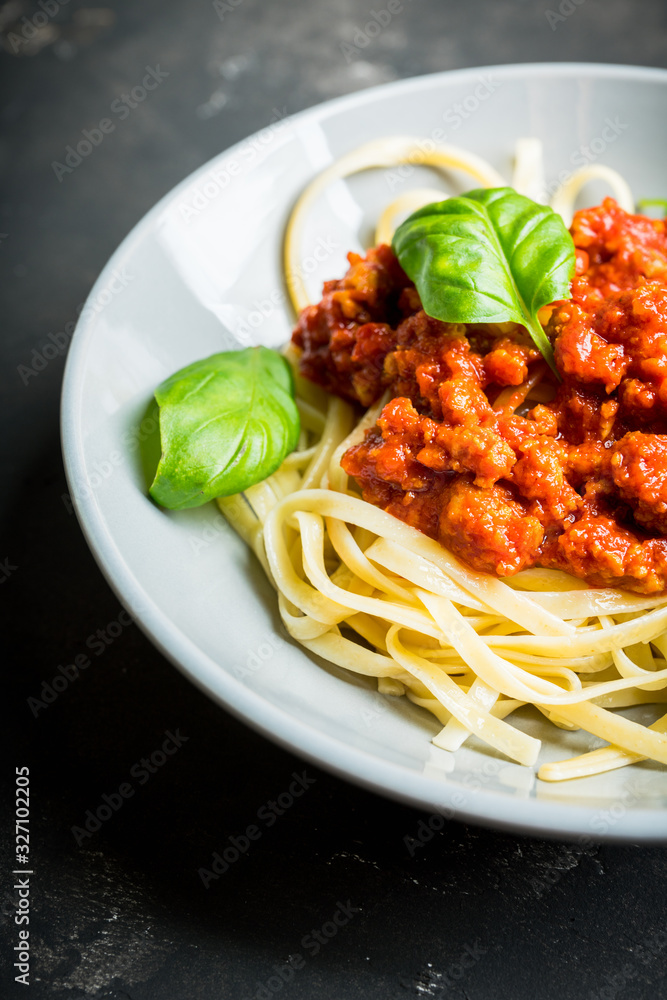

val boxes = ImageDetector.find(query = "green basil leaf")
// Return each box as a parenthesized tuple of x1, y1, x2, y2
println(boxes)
(392, 187, 575, 374)
(638, 198, 667, 217)
(149, 346, 300, 510)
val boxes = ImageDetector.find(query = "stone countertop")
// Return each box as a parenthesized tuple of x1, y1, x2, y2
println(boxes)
(2, 1, 667, 997)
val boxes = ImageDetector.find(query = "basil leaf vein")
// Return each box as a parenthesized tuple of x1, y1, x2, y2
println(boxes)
(391, 187, 575, 374)
(149, 346, 300, 510)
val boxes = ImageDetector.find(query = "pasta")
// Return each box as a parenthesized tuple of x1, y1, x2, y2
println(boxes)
(219, 139, 667, 782)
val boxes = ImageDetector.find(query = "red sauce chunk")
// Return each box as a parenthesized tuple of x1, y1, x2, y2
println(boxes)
(291, 199, 667, 594)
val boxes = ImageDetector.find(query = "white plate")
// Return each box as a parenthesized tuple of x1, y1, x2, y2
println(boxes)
(61, 63, 667, 841)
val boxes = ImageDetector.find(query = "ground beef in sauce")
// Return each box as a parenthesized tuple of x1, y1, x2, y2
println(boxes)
(291, 198, 667, 594)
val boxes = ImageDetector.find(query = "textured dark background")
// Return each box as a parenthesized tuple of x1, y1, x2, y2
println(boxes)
(2, 1, 667, 997)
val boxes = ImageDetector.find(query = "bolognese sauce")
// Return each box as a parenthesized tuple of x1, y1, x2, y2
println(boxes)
(291, 198, 667, 595)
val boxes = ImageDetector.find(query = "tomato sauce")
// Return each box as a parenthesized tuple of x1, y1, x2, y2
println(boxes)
(291, 199, 667, 594)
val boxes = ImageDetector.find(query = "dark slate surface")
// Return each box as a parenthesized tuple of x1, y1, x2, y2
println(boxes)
(2, 1, 667, 997)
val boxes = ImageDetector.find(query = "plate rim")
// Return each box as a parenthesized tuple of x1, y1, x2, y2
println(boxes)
(61, 61, 667, 842)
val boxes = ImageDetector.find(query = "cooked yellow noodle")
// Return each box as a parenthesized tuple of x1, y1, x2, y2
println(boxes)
(550, 164, 635, 226)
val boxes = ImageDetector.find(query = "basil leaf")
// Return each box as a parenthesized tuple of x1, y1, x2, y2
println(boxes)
(392, 187, 575, 374)
(149, 346, 300, 510)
